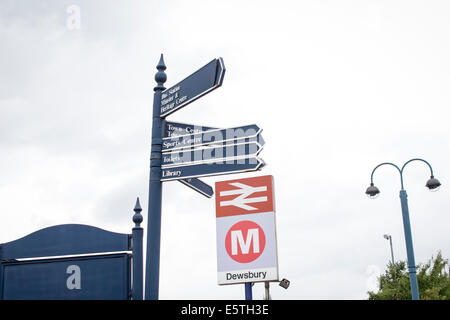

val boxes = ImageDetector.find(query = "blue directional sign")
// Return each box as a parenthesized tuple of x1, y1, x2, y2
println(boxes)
(160, 157, 265, 181)
(164, 121, 217, 138)
(160, 58, 225, 118)
(179, 178, 214, 198)
(162, 142, 263, 167)
(162, 124, 262, 152)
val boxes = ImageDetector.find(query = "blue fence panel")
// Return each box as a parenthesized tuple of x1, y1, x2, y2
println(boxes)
(1, 253, 130, 300)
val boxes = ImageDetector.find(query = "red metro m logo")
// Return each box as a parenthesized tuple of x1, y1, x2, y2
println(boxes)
(224, 220, 266, 263)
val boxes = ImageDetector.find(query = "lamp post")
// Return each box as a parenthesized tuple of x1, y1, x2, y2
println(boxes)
(365, 158, 441, 300)
(383, 234, 395, 265)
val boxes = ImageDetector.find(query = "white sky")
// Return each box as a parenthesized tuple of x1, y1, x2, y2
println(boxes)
(1, 0, 449, 300)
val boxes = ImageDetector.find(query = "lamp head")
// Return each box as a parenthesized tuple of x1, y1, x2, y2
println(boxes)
(426, 176, 441, 192)
(383, 234, 390, 240)
(365, 183, 380, 199)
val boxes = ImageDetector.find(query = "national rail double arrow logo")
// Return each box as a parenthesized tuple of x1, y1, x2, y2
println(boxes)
(219, 182, 268, 211)
(215, 176, 274, 217)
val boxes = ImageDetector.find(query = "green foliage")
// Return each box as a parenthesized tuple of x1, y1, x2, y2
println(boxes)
(368, 251, 450, 300)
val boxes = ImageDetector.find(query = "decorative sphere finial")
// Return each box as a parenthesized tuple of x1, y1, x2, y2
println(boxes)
(133, 197, 143, 227)
(154, 54, 167, 92)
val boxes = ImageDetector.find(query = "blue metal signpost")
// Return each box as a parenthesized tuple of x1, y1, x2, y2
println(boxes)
(245, 283, 253, 300)
(145, 55, 264, 300)
(145, 54, 166, 300)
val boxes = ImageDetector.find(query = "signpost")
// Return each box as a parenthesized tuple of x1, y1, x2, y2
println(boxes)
(145, 55, 269, 300)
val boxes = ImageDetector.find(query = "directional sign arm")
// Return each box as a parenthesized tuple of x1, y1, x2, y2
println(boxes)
(179, 178, 214, 198)
(161, 141, 263, 168)
(160, 58, 225, 118)
(161, 157, 265, 181)
(162, 124, 262, 152)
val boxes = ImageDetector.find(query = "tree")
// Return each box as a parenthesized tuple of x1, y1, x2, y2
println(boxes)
(368, 251, 450, 300)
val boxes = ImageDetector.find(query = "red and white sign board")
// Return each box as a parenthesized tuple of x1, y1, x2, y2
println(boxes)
(215, 175, 278, 285)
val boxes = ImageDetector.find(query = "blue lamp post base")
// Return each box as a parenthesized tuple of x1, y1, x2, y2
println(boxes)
(399, 190, 420, 300)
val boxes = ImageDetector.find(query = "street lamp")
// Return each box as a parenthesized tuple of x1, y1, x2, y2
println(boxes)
(383, 234, 395, 264)
(365, 158, 441, 300)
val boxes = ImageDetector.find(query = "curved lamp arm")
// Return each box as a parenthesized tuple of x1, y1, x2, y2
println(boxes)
(401, 158, 435, 176)
(370, 162, 402, 186)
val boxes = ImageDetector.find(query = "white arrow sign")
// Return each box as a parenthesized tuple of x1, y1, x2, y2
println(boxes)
(219, 182, 268, 211)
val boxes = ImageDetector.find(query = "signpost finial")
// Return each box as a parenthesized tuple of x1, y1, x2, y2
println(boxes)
(154, 54, 166, 92)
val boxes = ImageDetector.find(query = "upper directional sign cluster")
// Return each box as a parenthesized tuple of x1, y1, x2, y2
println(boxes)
(159, 58, 266, 193)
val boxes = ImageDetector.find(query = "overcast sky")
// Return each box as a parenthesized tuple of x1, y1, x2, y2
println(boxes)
(1, 0, 449, 300)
